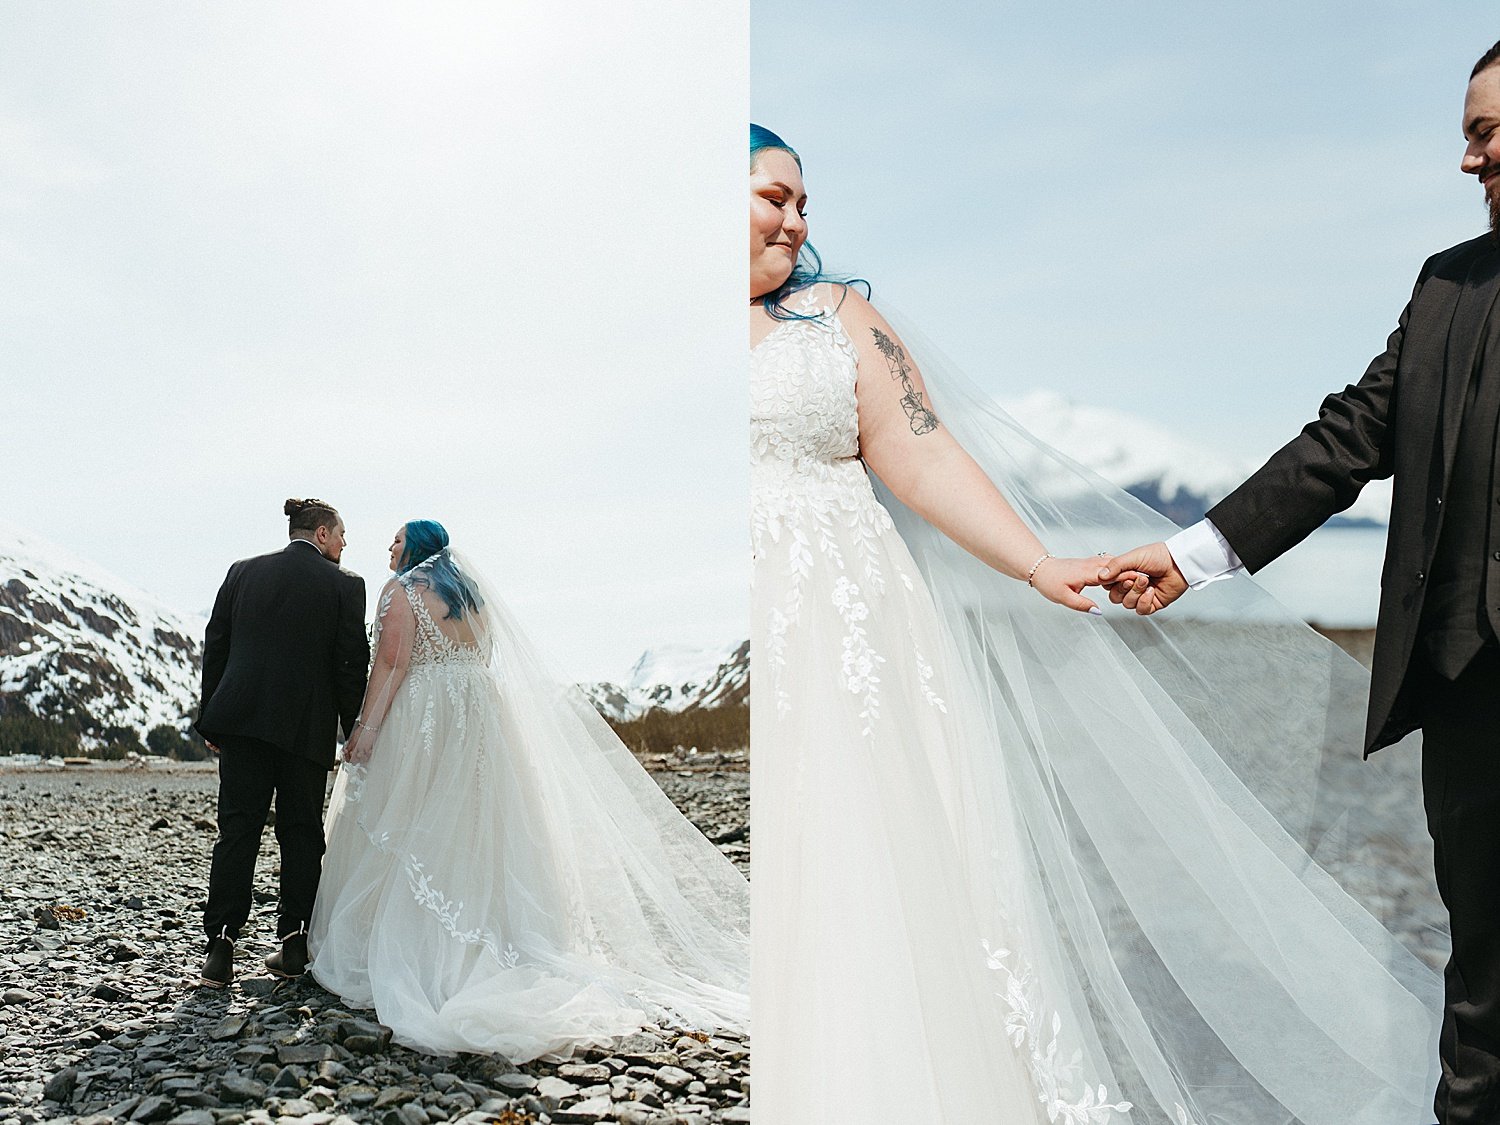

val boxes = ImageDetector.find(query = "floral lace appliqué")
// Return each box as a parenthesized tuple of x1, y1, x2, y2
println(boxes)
(910, 623, 947, 714)
(982, 940, 1135, 1125)
(831, 575, 883, 737)
(403, 855, 521, 971)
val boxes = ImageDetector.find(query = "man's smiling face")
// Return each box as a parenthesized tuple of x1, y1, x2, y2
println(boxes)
(1462, 64, 1500, 231)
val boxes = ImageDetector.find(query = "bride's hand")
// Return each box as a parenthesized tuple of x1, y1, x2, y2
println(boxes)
(1029, 556, 1108, 615)
(342, 727, 373, 765)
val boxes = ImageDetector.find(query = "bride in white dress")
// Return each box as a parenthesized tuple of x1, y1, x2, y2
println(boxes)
(750, 125, 1443, 1124)
(309, 520, 748, 1060)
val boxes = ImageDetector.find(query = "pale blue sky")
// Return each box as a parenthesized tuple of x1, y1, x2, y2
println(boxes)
(0, 1, 746, 680)
(753, 4, 1498, 461)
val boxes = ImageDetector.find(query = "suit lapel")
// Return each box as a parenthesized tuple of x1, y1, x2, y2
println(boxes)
(1440, 242, 1500, 485)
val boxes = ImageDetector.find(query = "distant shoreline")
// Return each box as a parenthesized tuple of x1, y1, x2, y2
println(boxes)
(1312, 625, 1375, 669)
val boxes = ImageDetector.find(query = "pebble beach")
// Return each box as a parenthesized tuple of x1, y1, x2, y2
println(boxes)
(0, 761, 750, 1125)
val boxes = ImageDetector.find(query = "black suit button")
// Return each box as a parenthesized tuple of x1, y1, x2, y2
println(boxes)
(1494, 552, 1500, 562)
(1416, 571, 1426, 584)
(1437, 496, 1444, 507)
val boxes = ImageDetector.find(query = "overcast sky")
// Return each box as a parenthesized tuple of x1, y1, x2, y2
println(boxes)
(753, 3, 1499, 463)
(1, 1, 746, 681)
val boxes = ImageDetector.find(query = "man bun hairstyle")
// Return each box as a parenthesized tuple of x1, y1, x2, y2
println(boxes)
(1473, 40, 1500, 80)
(284, 498, 340, 535)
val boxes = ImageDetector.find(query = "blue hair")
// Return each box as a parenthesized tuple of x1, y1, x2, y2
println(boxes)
(751, 124, 868, 322)
(398, 519, 481, 621)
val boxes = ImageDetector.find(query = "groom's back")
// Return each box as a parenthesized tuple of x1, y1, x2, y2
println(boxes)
(197, 543, 367, 765)
(229, 546, 345, 661)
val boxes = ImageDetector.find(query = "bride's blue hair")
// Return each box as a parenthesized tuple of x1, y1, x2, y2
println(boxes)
(751, 124, 868, 321)
(399, 519, 481, 621)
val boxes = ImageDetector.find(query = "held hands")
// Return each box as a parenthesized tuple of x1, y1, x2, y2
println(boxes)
(1029, 555, 1115, 615)
(1096, 542, 1189, 616)
(342, 724, 374, 765)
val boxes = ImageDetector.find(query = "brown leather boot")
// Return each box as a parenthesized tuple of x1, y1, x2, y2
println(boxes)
(265, 923, 309, 978)
(199, 929, 234, 989)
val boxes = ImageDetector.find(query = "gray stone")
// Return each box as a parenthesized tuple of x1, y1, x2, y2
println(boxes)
(130, 1095, 176, 1122)
(208, 1014, 248, 1041)
(110, 941, 143, 961)
(339, 1084, 379, 1106)
(335, 1019, 392, 1048)
(557, 1063, 611, 1084)
(465, 1055, 517, 1084)
(613, 1031, 667, 1055)
(270, 1065, 304, 1089)
(550, 1096, 613, 1123)
(534, 1075, 579, 1107)
(1, 988, 39, 1005)
(232, 1043, 275, 1065)
(373, 1088, 417, 1110)
(655, 1065, 693, 1090)
(217, 1074, 267, 1103)
(41, 1065, 78, 1103)
(277, 1043, 335, 1065)
(165, 1112, 215, 1125)
(395, 1104, 429, 1125)
(489, 1073, 536, 1094)
(342, 1035, 382, 1056)
(721, 1109, 753, 1124)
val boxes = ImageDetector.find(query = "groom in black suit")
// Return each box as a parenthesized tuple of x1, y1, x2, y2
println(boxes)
(1102, 40, 1500, 1125)
(195, 498, 369, 988)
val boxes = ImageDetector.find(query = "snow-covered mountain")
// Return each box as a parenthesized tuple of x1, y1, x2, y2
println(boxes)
(583, 640, 749, 722)
(0, 522, 205, 742)
(1003, 391, 1392, 527)
(0, 519, 747, 743)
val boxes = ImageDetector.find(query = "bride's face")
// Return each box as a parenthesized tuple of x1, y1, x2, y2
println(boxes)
(388, 527, 406, 572)
(750, 149, 808, 301)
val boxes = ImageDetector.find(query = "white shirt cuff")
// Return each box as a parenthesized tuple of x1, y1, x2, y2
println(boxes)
(1166, 519, 1244, 588)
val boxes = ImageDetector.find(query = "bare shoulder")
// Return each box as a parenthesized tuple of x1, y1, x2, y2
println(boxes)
(832, 288, 915, 369)
(825, 284, 883, 331)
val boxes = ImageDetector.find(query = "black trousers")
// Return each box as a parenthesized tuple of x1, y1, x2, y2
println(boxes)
(1417, 646, 1500, 1125)
(203, 735, 329, 944)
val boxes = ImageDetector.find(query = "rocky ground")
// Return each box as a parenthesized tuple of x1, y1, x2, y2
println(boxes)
(0, 762, 750, 1125)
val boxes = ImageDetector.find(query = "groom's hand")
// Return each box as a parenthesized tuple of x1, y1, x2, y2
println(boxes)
(1098, 542, 1188, 615)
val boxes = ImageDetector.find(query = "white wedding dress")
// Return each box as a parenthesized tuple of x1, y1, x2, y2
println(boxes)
(751, 284, 1444, 1124)
(309, 552, 748, 1060)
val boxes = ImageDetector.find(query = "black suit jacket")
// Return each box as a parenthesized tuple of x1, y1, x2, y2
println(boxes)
(1209, 232, 1500, 755)
(196, 541, 370, 768)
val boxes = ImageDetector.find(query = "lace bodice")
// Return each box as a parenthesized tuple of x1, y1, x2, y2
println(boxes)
(751, 286, 892, 554)
(404, 582, 489, 669)
(751, 287, 861, 468)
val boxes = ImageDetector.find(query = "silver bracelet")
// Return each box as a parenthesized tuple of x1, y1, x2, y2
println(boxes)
(1026, 553, 1054, 587)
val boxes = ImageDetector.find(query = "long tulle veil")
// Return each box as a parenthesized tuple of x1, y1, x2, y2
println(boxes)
(871, 307, 1444, 1124)
(350, 549, 750, 1034)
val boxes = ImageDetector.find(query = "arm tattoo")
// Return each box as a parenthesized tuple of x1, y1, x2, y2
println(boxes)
(870, 326, 940, 435)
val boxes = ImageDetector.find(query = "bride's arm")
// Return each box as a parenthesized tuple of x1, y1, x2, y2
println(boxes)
(343, 581, 416, 764)
(843, 291, 1105, 613)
